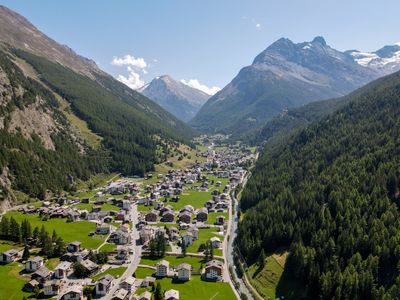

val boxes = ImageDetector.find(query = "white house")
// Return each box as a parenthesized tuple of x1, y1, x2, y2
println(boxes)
(155, 260, 170, 277)
(43, 280, 62, 296)
(54, 261, 72, 279)
(177, 263, 191, 281)
(25, 256, 44, 272)
(210, 237, 222, 249)
(181, 232, 193, 247)
(0, 249, 18, 263)
(119, 276, 135, 292)
(96, 274, 114, 296)
(165, 289, 180, 300)
(60, 287, 83, 300)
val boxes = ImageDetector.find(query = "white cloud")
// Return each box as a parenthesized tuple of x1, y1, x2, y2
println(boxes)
(111, 54, 147, 69)
(256, 23, 261, 29)
(180, 79, 221, 95)
(117, 70, 145, 90)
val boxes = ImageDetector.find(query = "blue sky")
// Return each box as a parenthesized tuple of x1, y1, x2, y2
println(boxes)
(1, 0, 400, 93)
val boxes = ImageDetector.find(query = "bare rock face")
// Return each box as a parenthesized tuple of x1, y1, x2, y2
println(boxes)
(9, 96, 58, 150)
(0, 167, 15, 212)
(0, 5, 104, 79)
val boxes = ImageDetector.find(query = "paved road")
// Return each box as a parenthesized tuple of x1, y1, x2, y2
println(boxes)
(103, 203, 142, 299)
(225, 172, 254, 300)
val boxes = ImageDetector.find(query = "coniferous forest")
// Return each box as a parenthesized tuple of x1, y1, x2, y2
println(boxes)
(238, 71, 400, 299)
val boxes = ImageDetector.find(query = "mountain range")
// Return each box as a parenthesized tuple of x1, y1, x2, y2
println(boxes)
(190, 36, 400, 135)
(0, 5, 195, 202)
(139, 75, 209, 122)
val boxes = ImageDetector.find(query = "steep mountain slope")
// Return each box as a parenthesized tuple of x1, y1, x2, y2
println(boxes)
(0, 6, 196, 201)
(238, 70, 400, 299)
(139, 75, 209, 122)
(191, 37, 381, 134)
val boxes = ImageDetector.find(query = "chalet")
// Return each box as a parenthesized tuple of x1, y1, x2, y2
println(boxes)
(32, 266, 52, 283)
(25, 256, 44, 272)
(122, 200, 131, 210)
(54, 261, 72, 279)
(116, 246, 129, 260)
(115, 211, 126, 221)
(145, 210, 158, 222)
(87, 212, 99, 220)
(119, 276, 135, 292)
(165, 289, 180, 300)
(96, 274, 114, 296)
(80, 259, 99, 275)
(23, 279, 40, 292)
(181, 232, 193, 247)
(67, 241, 81, 253)
(161, 210, 174, 222)
(215, 215, 225, 225)
(139, 291, 152, 300)
(112, 288, 129, 300)
(0, 249, 18, 263)
(156, 260, 170, 277)
(81, 198, 90, 203)
(205, 200, 215, 209)
(196, 208, 208, 222)
(60, 287, 83, 300)
(210, 237, 222, 248)
(139, 226, 154, 244)
(204, 260, 224, 281)
(43, 279, 62, 296)
(141, 276, 156, 287)
(187, 226, 199, 240)
(177, 263, 191, 281)
(178, 211, 191, 224)
(96, 223, 111, 235)
(110, 229, 131, 245)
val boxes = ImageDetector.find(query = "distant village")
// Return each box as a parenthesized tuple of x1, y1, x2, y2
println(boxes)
(0, 137, 256, 300)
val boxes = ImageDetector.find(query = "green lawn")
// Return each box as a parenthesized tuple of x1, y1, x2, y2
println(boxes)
(140, 255, 207, 271)
(92, 266, 127, 280)
(167, 190, 212, 210)
(5, 212, 105, 249)
(184, 228, 223, 255)
(247, 252, 305, 300)
(99, 243, 117, 253)
(73, 202, 120, 212)
(74, 203, 94, 211)
(45, 257, 61, 270)
(0, 262, 32, 299)
(136, 274, 235, 300)
(205, 212, 229, 225)
(134, 267, 155, 278)
(0, 241, 20, 252)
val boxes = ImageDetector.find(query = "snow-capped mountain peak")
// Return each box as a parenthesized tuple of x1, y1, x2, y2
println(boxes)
(348, 43, 400, 74)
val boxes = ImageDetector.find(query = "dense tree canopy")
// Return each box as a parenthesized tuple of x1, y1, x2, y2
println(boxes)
(239, 71, 400, 299)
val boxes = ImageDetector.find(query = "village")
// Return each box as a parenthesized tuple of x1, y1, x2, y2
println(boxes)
(0, 136, 257, 300)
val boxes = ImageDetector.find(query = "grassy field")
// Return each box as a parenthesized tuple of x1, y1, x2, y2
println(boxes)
(184, 227, 223, 255)
(205, 212, 229, 225)
(0, 240, 20, 252)
(140, 255, 208, 271)
(99, 243, 117, 253)
(135, 274, 235, 300)
(247, 252, 305, 300)
(0, 262, 32, 299)
(45, 257, 61, 270)
(92, 266, 127, 280)
(5, 212, 105, 249)
(134, 266, 155, 278)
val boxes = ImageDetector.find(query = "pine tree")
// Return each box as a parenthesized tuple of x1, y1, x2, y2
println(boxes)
(22, 244, 30, 260)
(154, 282, 163, 300)
(258, 249, 265, 269)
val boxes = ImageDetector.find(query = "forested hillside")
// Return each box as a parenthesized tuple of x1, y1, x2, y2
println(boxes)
(13, 50, 195, 176)
(238, 71, 400, 299)
(0, 49, 107, 198)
